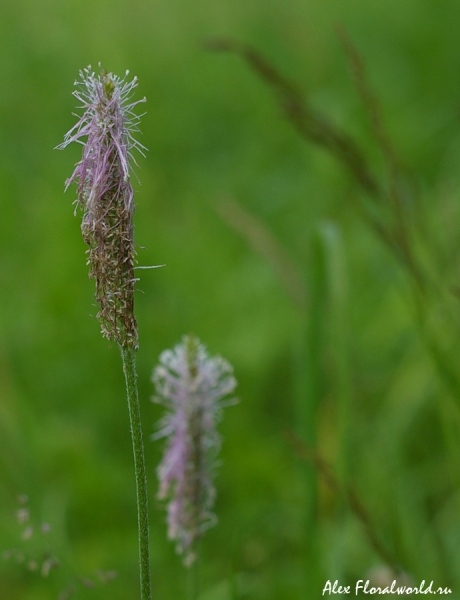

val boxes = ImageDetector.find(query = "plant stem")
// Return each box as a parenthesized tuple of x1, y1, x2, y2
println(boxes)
(187, 557, 200, 600)
(120, 344, 152, 600)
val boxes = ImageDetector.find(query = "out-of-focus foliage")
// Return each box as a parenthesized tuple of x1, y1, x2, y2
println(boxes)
(1, 0, 460, 598)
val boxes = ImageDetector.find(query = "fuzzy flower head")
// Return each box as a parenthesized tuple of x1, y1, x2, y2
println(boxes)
(152, 335, 237, 566)
(58, 65, 146, 348)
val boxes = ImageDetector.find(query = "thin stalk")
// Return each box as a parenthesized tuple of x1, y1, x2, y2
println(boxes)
(319, 222, 351, 487)
(120, 344, 152, 600)
(296, 231, 326, 594)
(187, 556, 200, 600)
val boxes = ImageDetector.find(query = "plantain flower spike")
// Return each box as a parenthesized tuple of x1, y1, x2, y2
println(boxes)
(58, 65, 147, 348)
(152, 335, 237, 566)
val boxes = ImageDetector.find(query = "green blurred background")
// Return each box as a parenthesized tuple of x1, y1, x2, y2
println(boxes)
(2, 0, 460, 598)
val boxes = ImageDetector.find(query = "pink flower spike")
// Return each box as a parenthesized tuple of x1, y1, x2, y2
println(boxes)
(57, 65, 147, 348)
(152, 335, 237, 566)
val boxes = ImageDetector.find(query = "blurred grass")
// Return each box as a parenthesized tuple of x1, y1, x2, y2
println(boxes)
(1, 0, 460, 598)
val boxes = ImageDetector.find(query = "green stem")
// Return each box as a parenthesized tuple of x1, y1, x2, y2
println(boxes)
(187, 557, 200, 600)
(120, 344, 152, 600)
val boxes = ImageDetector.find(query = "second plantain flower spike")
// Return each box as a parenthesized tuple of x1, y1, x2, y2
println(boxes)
(58, 65, 147, 348)
(152, 335, 237, 566)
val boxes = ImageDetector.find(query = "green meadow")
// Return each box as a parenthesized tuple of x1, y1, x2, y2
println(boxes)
(1, 0, 460, 597)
